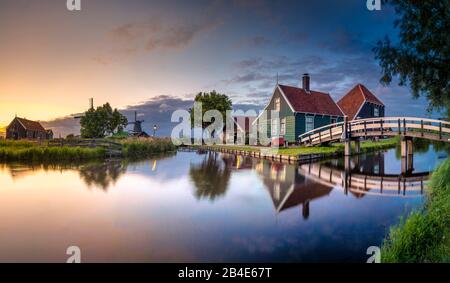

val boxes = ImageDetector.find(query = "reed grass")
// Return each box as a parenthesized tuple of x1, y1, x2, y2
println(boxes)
(381, 158, 450, 262)
(121, 137, 177, 159)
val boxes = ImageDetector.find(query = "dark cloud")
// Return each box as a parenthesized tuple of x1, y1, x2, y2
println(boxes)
(41, 117, 81, 138)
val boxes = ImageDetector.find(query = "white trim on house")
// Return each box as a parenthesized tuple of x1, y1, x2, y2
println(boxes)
(358, 84, 385, 107)
(353, 101, 366, 120)
(252, 84, 296, 126)
(305, 114, 315, 133)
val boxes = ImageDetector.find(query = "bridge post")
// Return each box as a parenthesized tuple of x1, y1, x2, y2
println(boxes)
(354, 139, 361, 154)
(345, 141, 352, 156)
(401, 136, 414, 157)
(342, 156, 352, 195)
(401, 136, 414, 175)
(343, 116, 352, 156)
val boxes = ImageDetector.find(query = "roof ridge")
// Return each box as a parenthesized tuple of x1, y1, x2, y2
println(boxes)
(357, 84, 367, 103)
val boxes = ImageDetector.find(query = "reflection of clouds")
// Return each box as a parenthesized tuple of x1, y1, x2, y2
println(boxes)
(232, 236, 282, 254)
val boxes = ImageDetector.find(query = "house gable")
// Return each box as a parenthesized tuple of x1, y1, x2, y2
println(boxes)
(337, 84, 385, 120)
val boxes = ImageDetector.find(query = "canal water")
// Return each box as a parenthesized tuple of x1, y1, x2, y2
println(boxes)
(0, 144, 447, 262)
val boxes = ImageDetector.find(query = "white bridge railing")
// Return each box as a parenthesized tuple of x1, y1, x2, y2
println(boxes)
(299, 117, 450, 146)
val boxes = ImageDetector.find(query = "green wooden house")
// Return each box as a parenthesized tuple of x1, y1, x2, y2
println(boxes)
(254, 74, 344, 143)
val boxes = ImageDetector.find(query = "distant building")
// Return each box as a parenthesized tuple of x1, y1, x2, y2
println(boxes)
(6, 117, 53, 140)
(337, 84, 385, 120)
(46, 129, 54, 140)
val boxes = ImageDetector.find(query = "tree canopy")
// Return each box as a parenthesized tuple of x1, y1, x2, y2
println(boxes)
(80, 103, 128, 138)
(190, 91, 233, 128)
(373, 0, 449, 115)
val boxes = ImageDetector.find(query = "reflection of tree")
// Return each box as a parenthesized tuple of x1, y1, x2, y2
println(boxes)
(78, 161, 126, 191)
(189, 152, 231, 201)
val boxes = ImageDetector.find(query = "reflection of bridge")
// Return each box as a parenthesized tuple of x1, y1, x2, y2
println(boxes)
(298, 162, 429, 198)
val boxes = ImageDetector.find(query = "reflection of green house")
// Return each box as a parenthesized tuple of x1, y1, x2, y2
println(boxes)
(254, 74, 345, 143)
(256, 160, 333, 219)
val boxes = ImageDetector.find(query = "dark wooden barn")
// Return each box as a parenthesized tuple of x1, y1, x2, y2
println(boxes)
(6, 117, 53, 140)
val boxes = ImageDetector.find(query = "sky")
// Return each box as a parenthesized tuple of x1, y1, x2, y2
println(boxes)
(0, 0, 442, 136)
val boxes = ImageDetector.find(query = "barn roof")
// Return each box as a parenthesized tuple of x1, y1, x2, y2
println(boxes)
(12, 117, 47, 132)
(278, 84, 344, 116)
(337, 84, 384, 120)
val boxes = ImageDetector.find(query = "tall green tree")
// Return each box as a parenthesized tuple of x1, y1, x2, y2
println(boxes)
(80, 103, 128, 138)
(190, 91, 233, 128)
(373, 0, 449, 115)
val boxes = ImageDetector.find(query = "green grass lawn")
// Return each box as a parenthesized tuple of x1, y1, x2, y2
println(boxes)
(207, 138, 398, 156)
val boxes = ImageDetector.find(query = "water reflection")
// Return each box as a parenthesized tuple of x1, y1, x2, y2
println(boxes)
(254, 159, 332, 219)
(0, 147, 444, 262)
(78, 162, 126, 190)
(189, 152, 232, 201)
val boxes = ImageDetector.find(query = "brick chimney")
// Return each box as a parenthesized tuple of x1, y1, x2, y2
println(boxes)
(302, 73, 310, 92)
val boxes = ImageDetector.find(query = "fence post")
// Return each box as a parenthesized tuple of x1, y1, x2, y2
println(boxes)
(398, 119, 401, 135)
(403, 118, 406, 135)
(380, 119, 384, 135)
(439, 122, 442, 140)
(364, 121, 367, 136)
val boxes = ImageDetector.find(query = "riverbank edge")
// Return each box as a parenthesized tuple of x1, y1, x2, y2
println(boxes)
(188, 138, 398, 163)
(0, 138, 177, 162)
(381, 158, 450, 263)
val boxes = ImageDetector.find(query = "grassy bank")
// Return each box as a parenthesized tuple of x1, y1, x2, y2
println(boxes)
(204, 138, 398, 157)
(122, 137, 177, 159)
(0, 140, 106, 162)
(0, 137, 177, 162)
(381, 158, 450, 263)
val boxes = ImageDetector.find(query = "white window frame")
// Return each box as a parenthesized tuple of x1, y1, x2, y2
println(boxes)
(374, 107, 379, 117)
(305, 116, 314, 133)
(280, 118, 286, 135)
(274, 97, 281, 112)
(271, 119, 278, 136)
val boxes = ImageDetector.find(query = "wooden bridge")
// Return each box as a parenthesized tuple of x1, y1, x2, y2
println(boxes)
(298, 117, 450, 161)
(48, 139, 123, 157)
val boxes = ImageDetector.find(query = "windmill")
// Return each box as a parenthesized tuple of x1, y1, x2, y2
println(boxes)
(72, 98, 94, 119)
(128, 111, 149, 137)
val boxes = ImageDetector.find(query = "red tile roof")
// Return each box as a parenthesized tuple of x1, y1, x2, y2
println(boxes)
(15, 117, 47, 132)
(278, 84, 344, 116)
(337, 84, 384, 120)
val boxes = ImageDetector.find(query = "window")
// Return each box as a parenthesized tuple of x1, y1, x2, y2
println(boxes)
(271, 119, 279, 136)
(274, 97, 280, 111)
(374, 107, 380, 117)
(331, 118, 337, 124)
(305, 116, 314, 133)
(280, 118, 286, 135)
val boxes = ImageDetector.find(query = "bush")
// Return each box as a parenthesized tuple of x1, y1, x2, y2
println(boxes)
(381, 158, 450, 262)
(122, 137, 177, 159)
